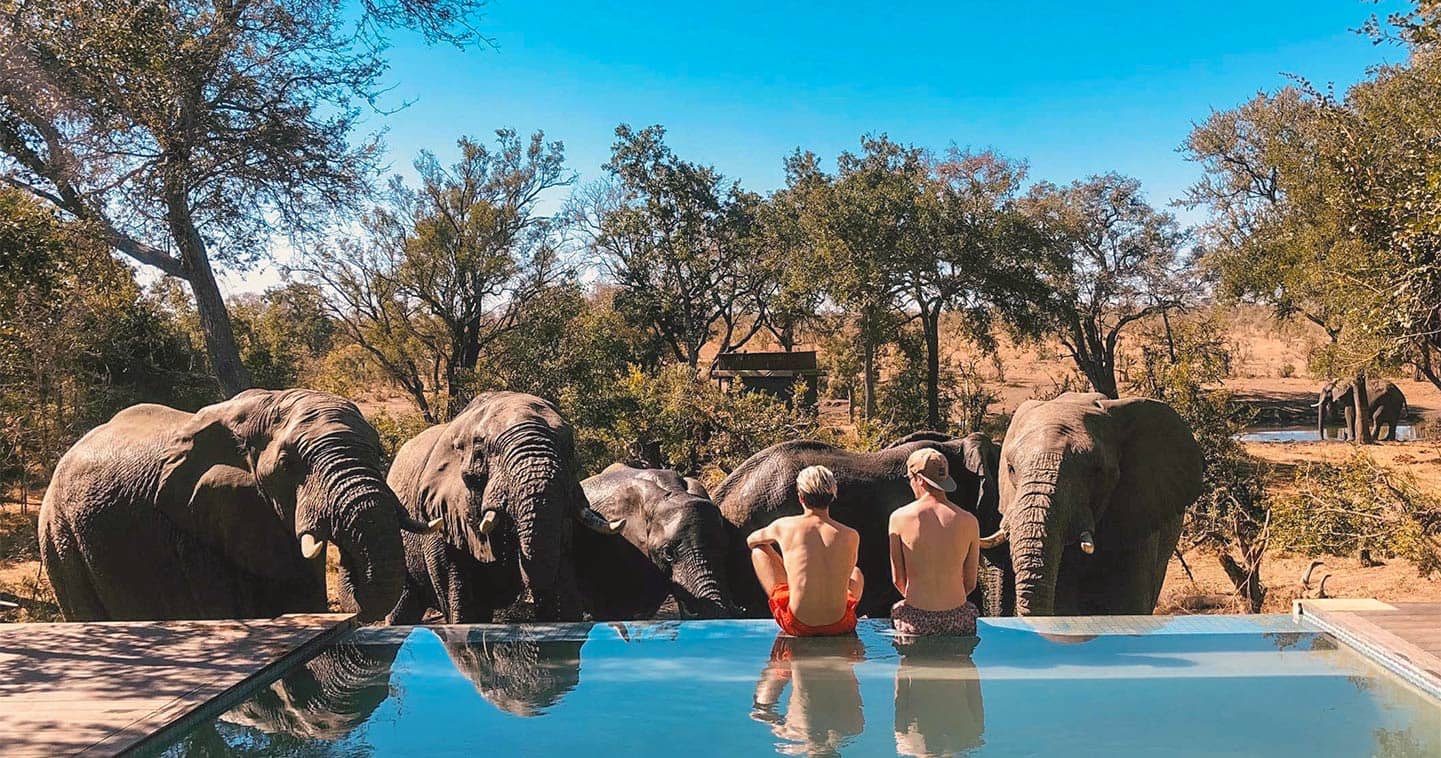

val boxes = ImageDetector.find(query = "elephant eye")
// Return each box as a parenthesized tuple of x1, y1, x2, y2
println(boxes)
(659, 545, 677, 563)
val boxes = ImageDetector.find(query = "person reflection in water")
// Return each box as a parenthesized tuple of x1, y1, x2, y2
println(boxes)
(751, 634, 868, 756)
(892, 636, 985, 757)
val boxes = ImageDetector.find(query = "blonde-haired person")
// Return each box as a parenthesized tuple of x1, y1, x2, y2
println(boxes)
(888, 448, 980, 636)
(747, 465, 864, 636)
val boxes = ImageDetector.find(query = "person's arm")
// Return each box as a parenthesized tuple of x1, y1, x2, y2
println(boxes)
(888, 516, 907, 596)
(747, 523, 778, 551)
(962, 520, 980, 597)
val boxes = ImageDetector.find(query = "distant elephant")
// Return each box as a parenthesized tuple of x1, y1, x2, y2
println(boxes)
(386, 392, 623, 624)
(574, 464, 737, 619)
(220, 640, 401, 741)
(1315, 379, 1407, 441)
(986, 393, 1202, 616)
(713, 432, 1004, 619)
(436, 625, 588, 717)
(39, 389, 429, 622)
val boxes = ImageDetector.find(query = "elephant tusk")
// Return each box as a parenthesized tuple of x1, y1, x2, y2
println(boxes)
(396, 509, 444, 535)
(478, 510, 498, 535)
(300, 533, 326, 560)
(1079, 531, 1095, 554)
(1310, 401, 1324, 408)
(577, 507, 625, 534)
(978, 528, 1008, 549)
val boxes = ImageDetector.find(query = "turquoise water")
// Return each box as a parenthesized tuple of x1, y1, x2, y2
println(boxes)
(1236, 425, 1417, 442)
(162, 616, 1440, 757)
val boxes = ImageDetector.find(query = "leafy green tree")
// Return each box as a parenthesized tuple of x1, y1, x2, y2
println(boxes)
(583, 125, 766, 370)
(1021, 174, 1189, 398)
(0, 0, 487, 395)
(302, 131, 573, 421)
(228, 283, 338, 389)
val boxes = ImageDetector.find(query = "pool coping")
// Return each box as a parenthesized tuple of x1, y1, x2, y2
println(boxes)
(1294, 600, 1441, 701)
(120, 614, 357, 757)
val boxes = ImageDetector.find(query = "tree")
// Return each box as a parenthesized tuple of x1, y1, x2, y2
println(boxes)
(302, 131, 573, 421)
(0, 0, 488, 394)
(586, 125, 764, 370)
(1021, 174, 1189, 398)
(228, 283, 338, 389)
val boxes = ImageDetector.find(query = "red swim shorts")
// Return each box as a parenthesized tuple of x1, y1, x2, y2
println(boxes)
(767, 582, 858, 637)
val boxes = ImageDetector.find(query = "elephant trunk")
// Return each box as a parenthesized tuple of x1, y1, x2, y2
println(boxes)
(1317, 396, 1328, 440)
(306, 447, 406, 622)
(672, 549, 735, 618)
(1010, 487, 1063, 617)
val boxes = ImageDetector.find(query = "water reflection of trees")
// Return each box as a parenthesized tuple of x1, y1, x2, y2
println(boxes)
(435, 625, 591, 717)
(892, 636, 984, 757)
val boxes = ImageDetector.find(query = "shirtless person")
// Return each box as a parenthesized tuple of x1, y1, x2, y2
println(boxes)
(888, 448, 980, 636)
(747, 465, 865, 637)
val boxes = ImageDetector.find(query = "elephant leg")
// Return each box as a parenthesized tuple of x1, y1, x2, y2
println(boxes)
(39, 519, 107, 621)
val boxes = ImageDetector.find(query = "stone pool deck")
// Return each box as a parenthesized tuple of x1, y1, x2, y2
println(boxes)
(0, 613, 353, 756)
(1295, 600, 1441, 699)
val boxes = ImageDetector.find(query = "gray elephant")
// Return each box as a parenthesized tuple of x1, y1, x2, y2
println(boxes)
(39, 389, 428, 622)
(985, 393, 1202, 616)
(574, 464, 737, 620)
(714, 432, 1003, 619)
(1315, 379, 1407, 441)
(386, 391, 622, 624)
(219, 640, 401, 742)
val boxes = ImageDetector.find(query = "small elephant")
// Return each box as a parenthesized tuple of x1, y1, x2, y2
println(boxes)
(1315, 379, 1407, 441)
(39, 389, 428, 622)
(713, 432, 1003, 619)
(386, 392, 623, 624)
(574, 464, 737, 619)
(986, 393, 1202, 616)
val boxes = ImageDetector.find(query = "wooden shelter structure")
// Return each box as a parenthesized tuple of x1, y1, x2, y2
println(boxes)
(712, 350, 825, 407)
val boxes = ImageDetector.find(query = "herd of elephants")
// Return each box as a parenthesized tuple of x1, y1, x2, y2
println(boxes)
(35, 377, 1408, 628)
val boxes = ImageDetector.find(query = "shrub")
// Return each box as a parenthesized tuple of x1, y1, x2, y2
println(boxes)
(1279, 363, 1296, 378)
(1271, 452, 1441, 576)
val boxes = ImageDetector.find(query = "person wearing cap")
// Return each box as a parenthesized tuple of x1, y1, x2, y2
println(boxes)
(747, 465, 865, 637)
(887, 448, 980, 636)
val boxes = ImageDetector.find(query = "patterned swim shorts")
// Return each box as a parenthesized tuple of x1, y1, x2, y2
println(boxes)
(891, 600, 979, 636)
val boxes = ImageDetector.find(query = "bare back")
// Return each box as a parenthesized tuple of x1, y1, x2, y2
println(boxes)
(767, 514, 860, 626)
(889, 498, 979, 611)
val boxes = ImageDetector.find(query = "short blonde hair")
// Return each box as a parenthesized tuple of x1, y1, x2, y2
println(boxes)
(796, 465, 837, 509)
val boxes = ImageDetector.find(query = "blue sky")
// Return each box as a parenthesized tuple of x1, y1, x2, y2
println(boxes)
(225, 0, 1414, 291)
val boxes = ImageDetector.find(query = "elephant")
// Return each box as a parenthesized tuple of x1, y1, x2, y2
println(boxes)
(713, 432, 1004, 619)
(38, 389, 429, 622)
(386, 391, 623, 624)
(985, 393, 1202, 616)
(435, 625, 588, 717)
(573, 464, 737, 620)
(1315, 379, 1407, 441)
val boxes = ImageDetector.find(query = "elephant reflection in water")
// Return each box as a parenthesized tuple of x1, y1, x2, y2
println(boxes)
(892, 636, 984, 757)
(751, 635, 868, 756)
(435, 625, 589, 717)
(198, 641, 401, 749)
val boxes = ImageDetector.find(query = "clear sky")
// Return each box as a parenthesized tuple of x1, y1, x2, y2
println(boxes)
(224, 0, 1413, 292)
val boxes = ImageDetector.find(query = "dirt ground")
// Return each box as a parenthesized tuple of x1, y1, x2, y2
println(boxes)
(7, 306, 1441, 621)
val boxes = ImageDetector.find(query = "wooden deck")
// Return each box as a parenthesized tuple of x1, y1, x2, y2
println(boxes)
(0, 614, 353, 757)
(1295, 599, 1441, 698)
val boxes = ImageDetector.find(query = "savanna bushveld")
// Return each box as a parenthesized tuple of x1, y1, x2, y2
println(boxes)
(2, 0, 1441, 626)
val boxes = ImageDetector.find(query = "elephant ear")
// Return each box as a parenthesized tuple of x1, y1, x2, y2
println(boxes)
(156, 415, 251, 514)
(957, 433, 1001, 531)
(683, 476, 711, 500)
(413, 424, 492, 561)
(1101, 398, 1204, 539)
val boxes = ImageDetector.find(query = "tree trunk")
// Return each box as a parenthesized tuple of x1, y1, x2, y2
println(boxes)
(922, 308, 942, 430)
(1353, 369, 1375, 445)
(862, 338, 876, 421)
(165, 189, 251, 397)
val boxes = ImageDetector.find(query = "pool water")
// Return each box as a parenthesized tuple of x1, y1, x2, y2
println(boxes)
(160, 616, 1440, 757)
(1236, 425, 1417, 443)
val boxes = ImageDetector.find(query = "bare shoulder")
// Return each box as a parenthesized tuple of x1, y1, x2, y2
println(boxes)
(951, 505, 980, 532)
(889, 501, 919, 528)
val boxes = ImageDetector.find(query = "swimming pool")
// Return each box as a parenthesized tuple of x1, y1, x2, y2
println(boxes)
(1235, 425, 1417, 443)
(156, 616, 1440, 756)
